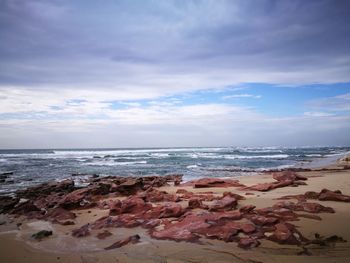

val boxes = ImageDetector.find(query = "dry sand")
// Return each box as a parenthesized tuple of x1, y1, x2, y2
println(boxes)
(1, 158, 350, 262)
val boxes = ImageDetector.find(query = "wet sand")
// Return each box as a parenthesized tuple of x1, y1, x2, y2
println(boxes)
(1, 158, 350, 262)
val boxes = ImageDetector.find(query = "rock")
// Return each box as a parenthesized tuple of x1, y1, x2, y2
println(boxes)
(109, 196, 152, 215)
(139, 188, 179, 202)
(209, 196, 237, 211)
(96, 230, 113, 239)
(176, 189, 217, 202)
(297, 202, 335, 214)
(188, 198, 206, 209)
(238, 237, 260, 249)
(60, 220, 75, 225)
(31, 230, 52, 241)
(318, 189, 350, 202)
(146, 203, 186, 219)
(273, 201, 335, 214)
(44, 207, 77, 222)
(104, 234, 140, 250)
(267, 223, 308, 245)
(72, 223, 90, 237)
(111, 178, 143, 195)
(240, 223, 256, 234)
(222, 192, 245, 200)
(150, 213, 208, 242)
(11, 200, 41, 215)
(249, 215, 278, 226)
(189, 178, 245, 188)
(59, 188, 94, 209)
(239, 205, 256, 213)
(279, 189, 350, 203)
(0, 196, 19, 213)
(273, 171, 307, 182)
(150, 211, 243, 243)
(16, 179, 75, 199)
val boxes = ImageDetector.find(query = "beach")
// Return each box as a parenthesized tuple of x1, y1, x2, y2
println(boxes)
(1, 156, 350, 262)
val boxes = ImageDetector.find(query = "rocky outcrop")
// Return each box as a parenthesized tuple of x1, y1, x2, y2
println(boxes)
(279, 189, 350, 203)
(243, 171, 307, 192)
(183, 178, 245, 188)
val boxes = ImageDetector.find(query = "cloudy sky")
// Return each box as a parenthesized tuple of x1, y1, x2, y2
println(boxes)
(0, 0, 350, 148)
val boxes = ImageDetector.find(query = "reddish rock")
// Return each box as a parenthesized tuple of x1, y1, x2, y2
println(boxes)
(239, 205, 256, 213)
(222, 192, 245, 200)
(59, 188, 93, 209)
(183, 178, 245, 188)
(196, 221, 241, 242)
(176, 189, 189, 194)
(97, 230, 113, 239)
(207, 210, 242, 221)
(273, 171, 307, 182)
(297, 202, 335, 214)
(72, 223, 90, 237)
(11, 201, 41, 215)
(250, 215, 278, 226)
(104, 235, 140, 250)
(209, 196, 237, 211)
(238, 237, 261, 249)
(245, 182, 275, 192)
(44, 207, 76, 222)
(177, 189, 217, 202)
(240, 223, 256, 234)
(278, 189, 350, 203)
(318, 189, 350, 202)
(267, 223, 308, 245)
(188, 198, 206, 209)
(139, 188, 179, 202)
(148, 203, 186, 219)
(150, 214, 207, 242)
(273, 201, 335, 214)
(109, 196, 152, 215)
(305, 191, 321, 199)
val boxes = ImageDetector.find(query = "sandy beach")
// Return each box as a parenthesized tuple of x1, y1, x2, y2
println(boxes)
(1, 156, 350, 263)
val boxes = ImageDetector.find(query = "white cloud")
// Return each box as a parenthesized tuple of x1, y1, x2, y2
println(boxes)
(304, 111, 334, 117)
(223, 94, 262, 99)
(308, 93, 350, 112)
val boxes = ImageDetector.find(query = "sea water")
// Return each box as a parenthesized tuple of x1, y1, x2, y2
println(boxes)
(0, 146, 349, 195)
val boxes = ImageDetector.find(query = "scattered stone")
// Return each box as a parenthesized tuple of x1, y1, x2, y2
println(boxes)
(104, 234, 140, 250)
(72, 224, 90, 237)
(31, 230, 53, 241)
(238, 237, 261, 249)
(96, 230, 113, 240)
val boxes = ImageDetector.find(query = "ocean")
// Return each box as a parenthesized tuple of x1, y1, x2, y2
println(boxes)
(0, 146, 349, 196)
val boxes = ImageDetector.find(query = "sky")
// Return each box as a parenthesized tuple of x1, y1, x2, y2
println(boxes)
(0, 0, 350, 148)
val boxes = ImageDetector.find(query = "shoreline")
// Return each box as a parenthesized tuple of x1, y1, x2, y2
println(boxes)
(1, 156, 350, 262)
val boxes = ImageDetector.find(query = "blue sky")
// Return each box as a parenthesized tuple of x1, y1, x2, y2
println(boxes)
(0, 0, 349, 148)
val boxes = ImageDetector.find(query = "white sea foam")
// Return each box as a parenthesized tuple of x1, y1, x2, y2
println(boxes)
(83, 160, 148, 166)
